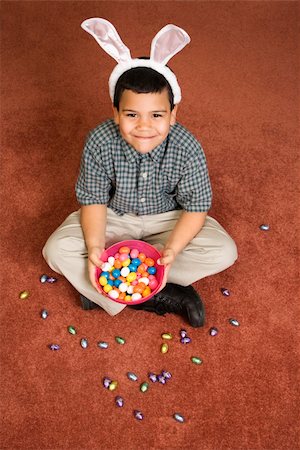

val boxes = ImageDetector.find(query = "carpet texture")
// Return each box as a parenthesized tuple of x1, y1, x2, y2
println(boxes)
(1, 1, 299, 449)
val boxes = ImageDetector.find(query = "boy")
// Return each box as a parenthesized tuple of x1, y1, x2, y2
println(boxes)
(43, 19, 237, 327)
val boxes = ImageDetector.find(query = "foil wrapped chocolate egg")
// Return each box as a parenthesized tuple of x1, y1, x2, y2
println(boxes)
(221, 288, 230, 296)
(108, 381, 118, 391)
(41, 309, 48, 319)
(229, 318, 240, 327)
(209, 327, 218, 336)
(148, 373, 157, 383)
(140, 382, 149, 393)
(180, 337, 191, 344)
(49, 344, 60, 351)
(46, 277, 57, 283)
(162, 370, 172, 379)
(115, 396, 124, 407)
(134, 410, 144, 420)
(103, 377, 112, 389)
(19, 290, 30, 300)
(180, 329, 187, 338)
(260, 224, 270, 231)
(191, 356, 203, 365)
(97, 341, 109, 349)
(127, 372, 138, 382)
(68, 325, 76, 335)
(173, 413, 185, 423)
(160, 343, 168, 354)
(161, 332, 173, 340)
(40, 274, 48, 283)
(157, 375, 166, 384)
(115, 336, 126, 345)
(80, 338, 88, 349)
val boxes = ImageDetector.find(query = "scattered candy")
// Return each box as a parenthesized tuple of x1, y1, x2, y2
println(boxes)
(221, 288, 230, 296)
(98, 341, 109, 349)
(148, 373, 157, 383)
(180, 337, 191, 344)
(103, 377, 112, 389)
(41, 309, 48, 319)
(115, 336, 126, 345)
(209, 327, 218, 336)
(133, 410, 144, 420)
(127, 372, 138, 381)
(68, 325, 76, 335)
(180, 329, 187, 338)
(108, 381, 118, 391)
(140, 382, 149, 393)
(162, 370, 172, 379)
(19, 290, 30, 300)
(229, 318, 240, 327)
(173, 413, 185, 423)
(49, 344, 60, 351)
(191, 356, 203, 365)
(161, 343, 169, 354)
(157, 375, 166, 384)
(115, 396, 124, 407)
(46, 277, 57, 283)
(161, 332, 173, 340)
(80, 338, 88, 349)
(260, 224, 270, 231)
(40, 274, 48, 283)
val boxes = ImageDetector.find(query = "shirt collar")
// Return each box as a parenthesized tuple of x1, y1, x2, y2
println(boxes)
(121, 136, 168, 164)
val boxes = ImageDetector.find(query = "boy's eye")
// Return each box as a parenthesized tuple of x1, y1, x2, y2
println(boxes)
(153, 113, 163, 118)
(126, 113, 137, 118)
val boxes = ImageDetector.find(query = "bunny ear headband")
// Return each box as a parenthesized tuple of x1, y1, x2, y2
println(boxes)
(81, 18, 191, 104)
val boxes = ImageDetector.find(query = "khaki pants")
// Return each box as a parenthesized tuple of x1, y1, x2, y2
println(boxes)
(42, 209, 237, 316)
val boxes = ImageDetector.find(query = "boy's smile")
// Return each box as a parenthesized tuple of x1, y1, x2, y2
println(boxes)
(113, 89, 177, 154)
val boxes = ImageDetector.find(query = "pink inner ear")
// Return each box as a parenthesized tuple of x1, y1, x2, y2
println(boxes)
(151, 26, 190, 65)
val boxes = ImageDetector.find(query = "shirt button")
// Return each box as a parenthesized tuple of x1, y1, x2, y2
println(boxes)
(142, 172, 147, 179)
(140, 197, 146, 203)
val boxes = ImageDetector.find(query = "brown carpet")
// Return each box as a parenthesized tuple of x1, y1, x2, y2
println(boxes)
(1, 1, 299, 449)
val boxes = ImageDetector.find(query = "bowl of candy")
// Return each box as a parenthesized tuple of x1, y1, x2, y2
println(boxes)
(95, 240, 165, 305)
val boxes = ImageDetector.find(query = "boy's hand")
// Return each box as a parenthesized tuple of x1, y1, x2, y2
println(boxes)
(157, 247, 176, 291)
(88, 246, 105, 291)
(157, 247, 176, 266)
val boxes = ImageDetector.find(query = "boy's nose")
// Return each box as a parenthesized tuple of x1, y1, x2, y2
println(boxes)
(137, 117, 151, 129)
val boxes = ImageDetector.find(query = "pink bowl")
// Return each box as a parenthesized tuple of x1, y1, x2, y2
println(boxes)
(95, 240, 165, 305)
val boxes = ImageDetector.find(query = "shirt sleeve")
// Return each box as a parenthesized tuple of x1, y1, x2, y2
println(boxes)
(176, 141, 212, 212)
(75, 132, 112, 206)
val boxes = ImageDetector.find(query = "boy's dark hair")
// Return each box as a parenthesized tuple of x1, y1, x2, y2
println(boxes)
(113, 57, 175, 111)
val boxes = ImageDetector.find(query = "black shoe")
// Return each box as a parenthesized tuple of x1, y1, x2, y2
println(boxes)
(80, 294, 100, 310)
(129, 283, 205, 327)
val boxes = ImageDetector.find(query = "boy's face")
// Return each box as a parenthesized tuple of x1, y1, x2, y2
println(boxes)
(113, 89, 177, 154)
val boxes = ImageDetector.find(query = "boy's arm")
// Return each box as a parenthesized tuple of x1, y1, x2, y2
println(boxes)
(80, 204, 107, 290)
(158, 210, 207, 266)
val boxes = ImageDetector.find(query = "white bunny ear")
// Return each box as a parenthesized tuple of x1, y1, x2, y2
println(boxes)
(81, 18, 131, 64)
(150, 24, 190, 66)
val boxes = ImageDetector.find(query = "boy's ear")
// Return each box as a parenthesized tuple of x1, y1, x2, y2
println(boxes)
(170, 104, 178, 125)
(113, 105, 120, 124)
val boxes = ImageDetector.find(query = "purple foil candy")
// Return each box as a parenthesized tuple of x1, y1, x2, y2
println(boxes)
(209, 327, 219, 336)
(46, 277, 57, 283)
(49, 344, 60, 351)
(180, 337, 191, 344)
(115, 396, 124, 407)
(134, 410, 144, 420)
(103, 377, 112, 389)
(148, 373, 157, 383)
(158, 375, 166, 384)
(180, 329, 187, 338)
(221, 288, 230, 296)
(162, 370, 172, 379)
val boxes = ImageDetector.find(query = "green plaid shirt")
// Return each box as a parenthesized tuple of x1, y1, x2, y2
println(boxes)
(76, 119, 212, 216)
